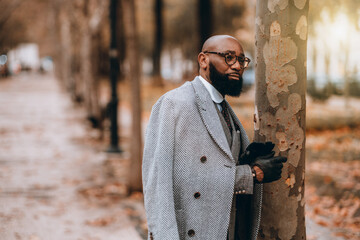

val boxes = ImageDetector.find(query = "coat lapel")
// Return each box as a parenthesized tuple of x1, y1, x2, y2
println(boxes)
(191, 77, 233, 161)
(226, 101, 250, 152)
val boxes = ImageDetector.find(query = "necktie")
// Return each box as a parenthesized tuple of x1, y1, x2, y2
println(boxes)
(220, 101, 233, 134)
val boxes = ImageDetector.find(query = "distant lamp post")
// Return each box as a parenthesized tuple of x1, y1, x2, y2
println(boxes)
(107, 0, 122, 153)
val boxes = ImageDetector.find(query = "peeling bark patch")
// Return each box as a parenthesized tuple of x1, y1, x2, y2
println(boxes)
(263, 35, 298, 107)
(294, 0, 307, 9)
(296, 15, 308, 40)
(297, 193, 302, 201)
(254, 105, 260, 130)
(276, 132, 288, 151)
(288, 93, 302, 113)
(285, 173, 296, 188)
(256, 16, 265, 34)
(259, 112, 277, 142)
(275, 93, 304, 167)
(270, 21, 281, 36)
(268, 0, 289, 13)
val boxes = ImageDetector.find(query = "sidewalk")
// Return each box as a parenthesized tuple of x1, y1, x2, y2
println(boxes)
(0, 73, 144, 240)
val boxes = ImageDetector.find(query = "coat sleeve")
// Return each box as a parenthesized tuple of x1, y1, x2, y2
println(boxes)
(142, 96, 180, 240)
(234, 122, 254, 195)
(234, 165, 254, 194)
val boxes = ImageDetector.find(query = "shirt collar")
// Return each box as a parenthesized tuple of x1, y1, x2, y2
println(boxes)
(198, 75, 224, 103)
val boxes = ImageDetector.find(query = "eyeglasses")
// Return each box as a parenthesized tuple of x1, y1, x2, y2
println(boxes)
(203, 51, 251, 68)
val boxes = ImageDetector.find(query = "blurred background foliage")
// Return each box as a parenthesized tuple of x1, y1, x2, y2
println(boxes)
(1, 0, 359, 95)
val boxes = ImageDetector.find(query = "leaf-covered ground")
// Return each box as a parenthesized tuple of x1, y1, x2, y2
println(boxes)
(306, 127, 360, 239)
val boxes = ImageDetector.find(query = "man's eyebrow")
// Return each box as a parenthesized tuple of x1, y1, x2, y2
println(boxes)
(225, 50, 236, 54)
(224, 50, 245, 57)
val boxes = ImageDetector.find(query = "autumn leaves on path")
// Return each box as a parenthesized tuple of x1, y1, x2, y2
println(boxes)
(0, 73, 144, 240)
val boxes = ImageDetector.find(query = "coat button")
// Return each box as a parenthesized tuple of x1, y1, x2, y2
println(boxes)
(200, 156, 207, 163)
(188, 229, 195, 237)
(194, 192, 201, 199)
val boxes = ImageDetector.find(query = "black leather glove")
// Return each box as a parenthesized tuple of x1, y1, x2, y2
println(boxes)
(239, 142, 275, 165)
(250, 153, 287, 183)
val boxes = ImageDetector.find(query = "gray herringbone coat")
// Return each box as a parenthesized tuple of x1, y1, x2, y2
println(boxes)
(142, 77, 263, 240)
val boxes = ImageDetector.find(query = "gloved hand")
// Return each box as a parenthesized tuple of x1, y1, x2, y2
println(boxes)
(250, 153, 287, 183)
(239, 141, 275, 165)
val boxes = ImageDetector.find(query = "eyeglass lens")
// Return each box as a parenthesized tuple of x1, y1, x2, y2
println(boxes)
(225, 54, 249, 67)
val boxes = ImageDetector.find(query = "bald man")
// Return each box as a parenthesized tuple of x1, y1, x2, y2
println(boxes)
(142, 35, 286, 240)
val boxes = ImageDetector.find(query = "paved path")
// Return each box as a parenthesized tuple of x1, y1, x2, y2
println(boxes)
(0, 73, 143, 240)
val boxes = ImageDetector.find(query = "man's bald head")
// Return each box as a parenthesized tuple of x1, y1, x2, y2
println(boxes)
(201, 35, 241, 52)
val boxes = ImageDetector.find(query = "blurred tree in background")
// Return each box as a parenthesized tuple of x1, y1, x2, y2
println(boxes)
(197, 0, 213, 52)
(307, 0, 360, 101)
(122, 0, 143, 192)
(152, 0, 164, 86)
(0, 0, 50, 55)
(0, 0, 27, 51)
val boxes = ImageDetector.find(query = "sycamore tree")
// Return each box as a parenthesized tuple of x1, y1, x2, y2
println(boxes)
(254, 0, 309, 239)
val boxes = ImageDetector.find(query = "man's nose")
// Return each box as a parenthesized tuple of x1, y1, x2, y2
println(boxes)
(230, 59, 242, 71)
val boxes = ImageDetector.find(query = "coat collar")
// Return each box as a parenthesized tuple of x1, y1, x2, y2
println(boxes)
(198, 75, 224, 104)
(191, 76, 234, 161)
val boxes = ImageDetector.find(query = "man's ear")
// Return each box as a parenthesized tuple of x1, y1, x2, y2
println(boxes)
(198, 52, 209, 70)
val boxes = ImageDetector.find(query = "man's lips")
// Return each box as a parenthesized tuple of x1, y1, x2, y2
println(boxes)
(227, 73, 240, 80)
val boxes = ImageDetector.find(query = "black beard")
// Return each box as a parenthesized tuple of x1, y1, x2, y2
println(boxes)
(209, 63, 243, 97)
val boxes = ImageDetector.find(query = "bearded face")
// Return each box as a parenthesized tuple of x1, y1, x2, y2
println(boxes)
(209, 62, 243, 97)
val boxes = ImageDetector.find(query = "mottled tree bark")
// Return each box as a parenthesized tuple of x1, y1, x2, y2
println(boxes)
(254, 0, 308, 239)
(122, 0, 143, 192)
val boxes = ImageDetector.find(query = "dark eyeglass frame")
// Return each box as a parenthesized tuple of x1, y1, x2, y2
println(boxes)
(203, 51, 251, 68)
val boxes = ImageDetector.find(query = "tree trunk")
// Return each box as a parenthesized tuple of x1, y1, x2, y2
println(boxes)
(116, 0, 126, 81)
(71, 33, 84, 103)
(122, 0, 143, 192)
(324, 51, 332, 97)
(197, 0, 213, 52)
(70, 1, 86, 103)
(77, 0, 107, 128)
(49, 0, 62, 84)
(152, 0, 163, 86)
(81, 28, 100, 122)
(343, 41, 350, 108)
(254, 1, 308, 239)
(59, 8, 74, 96)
